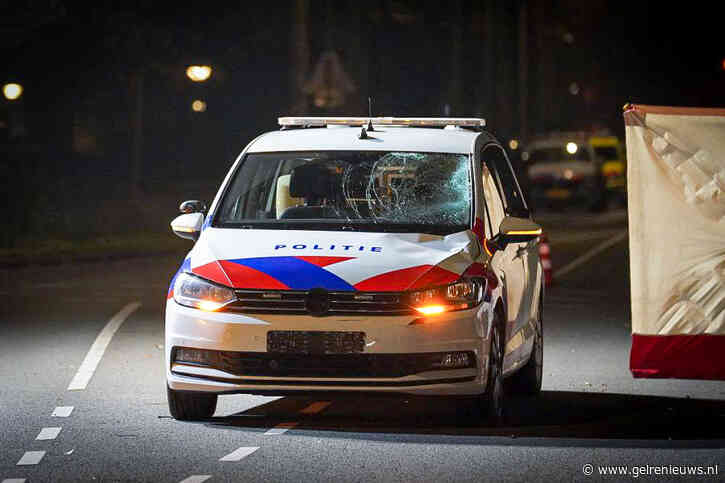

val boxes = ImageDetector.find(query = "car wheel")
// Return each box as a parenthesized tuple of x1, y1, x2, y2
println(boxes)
(508, 300, 543, 396)
(481, 321, 505, 425)
(167, 385, 217, 421)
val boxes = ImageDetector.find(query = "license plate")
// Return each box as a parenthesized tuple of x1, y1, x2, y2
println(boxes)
(545, 188, 572, 199)
(267, 331, 365, 354)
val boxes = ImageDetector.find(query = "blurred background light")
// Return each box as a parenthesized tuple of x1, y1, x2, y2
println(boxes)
(566, 142, 578, 154)
(568, 82, 580, 96)
(192, 99, 207, 112)
(3, 83, 23, 100)
(509, 139, 519, 150)
(186, 65, 212, 82)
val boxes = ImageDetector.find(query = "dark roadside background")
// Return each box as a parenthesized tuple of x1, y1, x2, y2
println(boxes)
(3, 3, 724, 268)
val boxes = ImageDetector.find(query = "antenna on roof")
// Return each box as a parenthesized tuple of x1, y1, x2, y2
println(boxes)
(366, 97, 375, 132)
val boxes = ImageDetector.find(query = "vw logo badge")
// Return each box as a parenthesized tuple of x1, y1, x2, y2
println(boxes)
(305, 288, 330, 317)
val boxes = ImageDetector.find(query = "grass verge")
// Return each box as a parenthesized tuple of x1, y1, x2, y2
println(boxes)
(0, 232, 190, 267)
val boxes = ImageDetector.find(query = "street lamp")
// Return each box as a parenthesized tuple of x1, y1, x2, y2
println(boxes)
(3, 83, 23, 100)
(191, 99, 207, 112)
(186, 65, 212, 82)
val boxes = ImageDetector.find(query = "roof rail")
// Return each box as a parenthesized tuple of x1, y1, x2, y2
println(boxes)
(278, 116, 486, 128)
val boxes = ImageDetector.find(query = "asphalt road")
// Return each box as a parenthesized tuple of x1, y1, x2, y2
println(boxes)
(2, 209, 724, 482)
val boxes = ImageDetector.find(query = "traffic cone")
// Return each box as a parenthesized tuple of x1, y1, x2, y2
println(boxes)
(539, 233, 553, 287)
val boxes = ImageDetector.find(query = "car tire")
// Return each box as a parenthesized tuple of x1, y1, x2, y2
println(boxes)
(480, 320, 506, 425)
(507, 299, 543, 396)
(167, 385, 217, 421)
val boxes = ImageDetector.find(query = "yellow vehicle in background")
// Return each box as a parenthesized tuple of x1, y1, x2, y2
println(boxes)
(522, 131, 626, 211)
(590, 134, 626, 194)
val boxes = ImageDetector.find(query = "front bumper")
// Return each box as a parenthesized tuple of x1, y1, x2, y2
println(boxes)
(165, 299, 490, 396)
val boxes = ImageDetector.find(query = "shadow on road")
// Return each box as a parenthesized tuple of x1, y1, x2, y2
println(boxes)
(204, 390, 725, 448)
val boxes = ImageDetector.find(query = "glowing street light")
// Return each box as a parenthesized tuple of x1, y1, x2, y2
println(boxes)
(3, 83, 23, 100)
(566, 142, 579, 154)
(186, 65, 212, 82)
(192, 99, 207, 112)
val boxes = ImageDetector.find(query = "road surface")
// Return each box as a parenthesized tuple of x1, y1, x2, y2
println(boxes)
(2, 209, 724, 482)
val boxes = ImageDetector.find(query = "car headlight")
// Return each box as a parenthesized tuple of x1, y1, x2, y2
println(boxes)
(409, 279, 484, 315)
(173, 272, 236, 311)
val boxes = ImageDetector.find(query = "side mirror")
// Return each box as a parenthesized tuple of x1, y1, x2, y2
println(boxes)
(488, 216, 542, 251)
(171, 212, 204, 241)
(179, 200, 207, 214)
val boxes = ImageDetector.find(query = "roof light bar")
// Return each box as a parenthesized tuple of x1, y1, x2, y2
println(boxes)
(278, 116, 486, 128)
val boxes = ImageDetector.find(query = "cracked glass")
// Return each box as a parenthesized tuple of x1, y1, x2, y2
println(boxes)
(214, 151, 472, 235)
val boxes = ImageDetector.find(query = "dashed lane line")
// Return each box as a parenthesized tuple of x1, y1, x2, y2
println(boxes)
(16, 451, 45, 466)
(9, 307, 140, 476)
(553, 230, 628, 279)
(51, 406, 74, 417)
(179, 476, 212, 483)
(299, 401, 331, 414)
(67, 301, 141, 390)
(2, 478, 27, 482)
(219, 447, 259, 462)
(264, 422, 298, 435)
(35, 427, 62, 440)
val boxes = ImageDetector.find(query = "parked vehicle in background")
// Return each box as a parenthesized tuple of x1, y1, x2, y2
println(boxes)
(590, 134, 627, 204)
(522, 131, 625, 211)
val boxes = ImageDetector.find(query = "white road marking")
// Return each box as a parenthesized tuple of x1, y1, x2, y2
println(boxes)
(179, 476, 212, 483)
(67, 301, 141, 390)
(299, 401, 331, 414)
(264, 422, 298, 435)
(16, 451, 45, 466)
(2, 478, 27, 483)
(219, 446, 259, 462)
(36, 427, 62, 440)
(554, 231, 628, 279)
(51, 406, 74, 418)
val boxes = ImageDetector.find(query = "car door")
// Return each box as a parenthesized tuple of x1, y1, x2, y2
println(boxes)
(482, 144, 538, 368)
(480, 160, 526, 374)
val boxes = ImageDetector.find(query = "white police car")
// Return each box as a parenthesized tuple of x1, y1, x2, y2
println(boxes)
(166, 117, 544, 423)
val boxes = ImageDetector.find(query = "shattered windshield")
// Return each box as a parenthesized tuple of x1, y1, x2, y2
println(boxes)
(214, 151, 471, 234)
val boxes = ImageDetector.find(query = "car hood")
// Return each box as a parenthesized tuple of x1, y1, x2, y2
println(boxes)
(185, 228, 481, 292)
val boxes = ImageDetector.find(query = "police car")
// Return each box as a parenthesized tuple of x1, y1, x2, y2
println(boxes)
(166, 117, 544, 423)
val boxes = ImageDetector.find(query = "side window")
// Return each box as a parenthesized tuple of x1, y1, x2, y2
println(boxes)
(482, 164, 505, 237)
(482, 145, 529, 217)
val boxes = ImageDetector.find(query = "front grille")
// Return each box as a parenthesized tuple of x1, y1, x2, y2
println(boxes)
(223, 290, 414, 316)
(184, 350, 477, 378)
